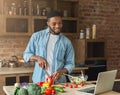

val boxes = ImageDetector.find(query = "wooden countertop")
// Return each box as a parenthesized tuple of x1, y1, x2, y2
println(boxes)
(3, 84, 120, 95)
(0, 67, 88, 75)
(0, 67, 34, 75)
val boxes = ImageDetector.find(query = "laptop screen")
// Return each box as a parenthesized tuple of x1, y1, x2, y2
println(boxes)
(76, 70, 117, 95)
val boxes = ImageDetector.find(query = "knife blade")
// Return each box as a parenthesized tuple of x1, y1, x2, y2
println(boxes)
(44, 69, 50, 77)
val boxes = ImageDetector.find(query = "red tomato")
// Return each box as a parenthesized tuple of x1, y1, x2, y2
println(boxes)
(64, 83, 68, 87)
(51, 89, 56, 94)
(80, 82, 85, 87)
(74, 84, 78, 88)
(44, 89, 52, 95)
(69, 84, 73, 88)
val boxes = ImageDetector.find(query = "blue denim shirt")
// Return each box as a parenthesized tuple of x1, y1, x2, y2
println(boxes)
(23, 27, 75, 83)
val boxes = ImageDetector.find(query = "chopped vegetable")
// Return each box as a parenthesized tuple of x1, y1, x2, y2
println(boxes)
(69, 84, 73, 88)
(42, 82, 51, 88)
(37, 82, 44, 87)
(54, 86, 64, 92)
(74, 84, 78, 88)
(80, 82, 85, 87)
(64, 83, 68, 87)
(51, 89, 56, 94)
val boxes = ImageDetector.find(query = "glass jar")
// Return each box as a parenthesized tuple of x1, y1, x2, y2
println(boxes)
(86, 28, 90, 39)
(80, 30, 84, 39)
(92, 24, 96, 39)
(63, 10, 68, 17)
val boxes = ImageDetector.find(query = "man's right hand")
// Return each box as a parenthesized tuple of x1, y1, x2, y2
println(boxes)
(30, 56, 48, 69)
(37, 56, 48, 69)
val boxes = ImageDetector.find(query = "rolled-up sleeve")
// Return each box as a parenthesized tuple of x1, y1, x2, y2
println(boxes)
(64, 41, 75, 74)
(23, 34, 36, 63)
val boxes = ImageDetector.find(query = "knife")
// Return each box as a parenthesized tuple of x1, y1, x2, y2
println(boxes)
(44, 69, 50, 77)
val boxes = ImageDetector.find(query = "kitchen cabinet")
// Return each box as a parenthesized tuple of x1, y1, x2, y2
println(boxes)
(72, 39, 107, 80)
(72, 39, 106, 64)
(0, 0, 79, 36)
(0, 67, 33, 95)
(0, 73, 32, 95)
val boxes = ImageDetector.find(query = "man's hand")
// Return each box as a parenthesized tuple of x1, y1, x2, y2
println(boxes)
(52, 68, 68, 80)
(37, 56, 48, 69)
(30, 56, 48, 69)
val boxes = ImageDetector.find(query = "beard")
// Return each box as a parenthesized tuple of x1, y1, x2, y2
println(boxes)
(49, 27, 61, 35)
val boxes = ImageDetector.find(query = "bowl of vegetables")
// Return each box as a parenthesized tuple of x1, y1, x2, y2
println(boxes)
(67, 74, 88, 84)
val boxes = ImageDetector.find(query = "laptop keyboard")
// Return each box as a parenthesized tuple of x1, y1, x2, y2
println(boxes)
(85, 89, 94, 93)
(78, 87, 95, 94)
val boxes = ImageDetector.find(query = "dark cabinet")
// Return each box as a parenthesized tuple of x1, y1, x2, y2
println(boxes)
(72, 39, 107, 80)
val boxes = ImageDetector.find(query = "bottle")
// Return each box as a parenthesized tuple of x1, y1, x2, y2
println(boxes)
(42, 8, 47, 16)
(92, 24, 96, 39)
(23, 0, 28, 15)
(63, 10, 68, 17)
(86, 28, 90, 39)
(80, 30, 84, 39)
(18, 4, 22, 15)
(11, 2, 17, 15)
(36, 4, 40, 16)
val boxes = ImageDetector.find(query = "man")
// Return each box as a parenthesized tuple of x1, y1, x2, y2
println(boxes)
(23, 11, 75, 83)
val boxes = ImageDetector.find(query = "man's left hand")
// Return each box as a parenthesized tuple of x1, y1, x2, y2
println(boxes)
(52, 68, 68, 80)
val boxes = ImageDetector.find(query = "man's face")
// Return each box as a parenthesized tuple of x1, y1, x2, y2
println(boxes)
(47, 16, 63, 35)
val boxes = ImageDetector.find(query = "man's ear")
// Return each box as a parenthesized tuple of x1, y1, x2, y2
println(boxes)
(47, 21, 49, 26)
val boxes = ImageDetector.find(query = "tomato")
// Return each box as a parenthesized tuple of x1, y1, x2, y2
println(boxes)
(46, 76, 54, 85)
(64, 83, 68, 87)
(44, 89, 52, 95)
(51, 89, 56, 94)
(80, 82, 85, 87)
(47, 87, 54, 91)
(69, 84, 73, 88)
(74, 84, 78, 88)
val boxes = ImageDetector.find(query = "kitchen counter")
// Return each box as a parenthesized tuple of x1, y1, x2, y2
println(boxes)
(3, 84, 120, 95)
(0, 67, 34, 75)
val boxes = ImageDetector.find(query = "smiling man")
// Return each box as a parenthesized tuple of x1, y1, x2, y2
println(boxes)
(23, 10, 75, 83)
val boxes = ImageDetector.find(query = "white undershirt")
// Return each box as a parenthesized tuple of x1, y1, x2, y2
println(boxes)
(46, 33, 59, 77)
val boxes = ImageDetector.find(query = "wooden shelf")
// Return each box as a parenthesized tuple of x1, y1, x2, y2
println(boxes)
(4, 15, 30, 19)
(32, 16, 47, 19)
(0, 0, 79, 35)
(59, 0, 79, 2)
(85, 57, 106, 61)
(62, 17, 79, 21)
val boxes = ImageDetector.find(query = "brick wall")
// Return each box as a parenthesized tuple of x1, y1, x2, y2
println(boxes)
(79, 0, 120, 78)
(0, 36, 30, 60)
(0, 0, 120, 78)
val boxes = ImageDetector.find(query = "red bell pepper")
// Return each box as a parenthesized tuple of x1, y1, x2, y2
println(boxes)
(46, 76, 54, 85)
(37, 82, 44, 87)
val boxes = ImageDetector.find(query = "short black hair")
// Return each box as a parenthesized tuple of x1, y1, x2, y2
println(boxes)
(47, 10, 62, 20)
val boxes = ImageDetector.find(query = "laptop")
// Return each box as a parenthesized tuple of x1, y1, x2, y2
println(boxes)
(75, 70, 117, 95)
